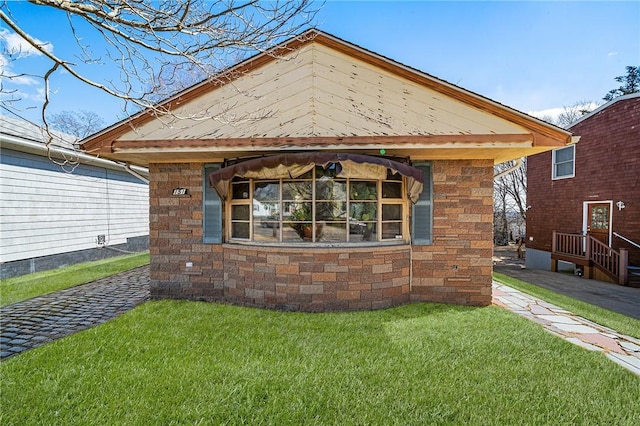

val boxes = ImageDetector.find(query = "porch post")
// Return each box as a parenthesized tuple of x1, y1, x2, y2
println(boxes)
(551, 231, 558, 272)
(619, 249, 629, 286)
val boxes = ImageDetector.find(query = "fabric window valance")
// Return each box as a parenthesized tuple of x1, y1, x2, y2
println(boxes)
(208, 152, 424, 203)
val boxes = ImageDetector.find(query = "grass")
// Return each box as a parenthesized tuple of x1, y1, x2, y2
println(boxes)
(493, 272, 640, 340)
(1, 300, 639, 425)
(0, 252, 150, 307)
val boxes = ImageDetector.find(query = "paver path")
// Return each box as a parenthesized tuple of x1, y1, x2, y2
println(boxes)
(1, 266, 150, 361)
(493, 281, 640, 376)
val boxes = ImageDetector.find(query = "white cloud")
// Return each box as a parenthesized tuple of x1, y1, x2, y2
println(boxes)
(10, 74, 40, 86)
(527, 107, 565, 121)
(528, 102, 600, 124)
(0, 29, 47, 96)
(608, 51, 619, 57)
(0, 28, 53, 58)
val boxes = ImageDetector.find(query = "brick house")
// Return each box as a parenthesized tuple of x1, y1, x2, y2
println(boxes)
(82, 29, 573, 311)
(526, 93, 640, 286)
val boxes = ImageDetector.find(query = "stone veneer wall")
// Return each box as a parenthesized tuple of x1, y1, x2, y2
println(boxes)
(149, 159, 494, 310)
(223, 244, 410, 311)
(410, 160, 494, 306)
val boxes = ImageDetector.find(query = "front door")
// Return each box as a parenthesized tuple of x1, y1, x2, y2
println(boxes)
(586, 203, 611, 245)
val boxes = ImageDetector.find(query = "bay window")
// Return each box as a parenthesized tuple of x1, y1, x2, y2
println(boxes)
(228, 166, 406, 243)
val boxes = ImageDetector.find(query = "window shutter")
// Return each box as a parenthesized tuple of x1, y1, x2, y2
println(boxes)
(412, 162, 432, 245)
(203, 164, 222, 243)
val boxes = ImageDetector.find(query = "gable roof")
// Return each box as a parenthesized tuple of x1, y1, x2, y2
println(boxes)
(82, 29, 575, 167)
(569, 92, 640, 129)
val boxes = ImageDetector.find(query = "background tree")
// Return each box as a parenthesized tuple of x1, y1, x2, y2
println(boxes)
(603, 65, 640, 102)
(538, 101, 596, 129)
(50, 110, 105, 138)
(493, 159, 527, 245)
(0, 0, 317, 164)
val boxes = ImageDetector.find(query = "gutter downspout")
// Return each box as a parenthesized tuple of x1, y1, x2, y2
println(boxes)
(121, 163, 149, 184)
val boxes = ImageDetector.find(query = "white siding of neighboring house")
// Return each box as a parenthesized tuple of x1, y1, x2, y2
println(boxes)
(0, 148, 148, 264)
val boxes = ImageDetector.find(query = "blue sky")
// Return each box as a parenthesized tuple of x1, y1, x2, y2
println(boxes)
(1, 1, 639, 126)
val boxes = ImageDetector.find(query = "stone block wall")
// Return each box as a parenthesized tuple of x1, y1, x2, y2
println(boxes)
(149, 163, 225, 301)
(223, 244, 410, 311)
(148, 159, 494, 310)
(410, 160, 494, 306)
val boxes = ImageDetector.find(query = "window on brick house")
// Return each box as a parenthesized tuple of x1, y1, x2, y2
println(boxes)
(228, 165, 406, 243)
(552, 145, 575, 179)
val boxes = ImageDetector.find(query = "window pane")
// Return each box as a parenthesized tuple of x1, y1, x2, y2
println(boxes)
(382, 222, 402, 239)
(555, 146, 574, 163)
(284, 222, 317, 241)
(254, 181, 279, 202)
(359, 223, 377, 242)
(318, 223, 347, 242)
(232, 204, 250, 220)
(382, 204, 402, 221)
(253, 222, 279, 242)
(282, 223, 304, 242)
(283, 181, 312, 200)
(350, 202, 377, 221)
(254, 201, 279, 226)
(555, 162, 573, 177)
(316, 180, 346, 201)
(231, 182, 250, 199)
(316, 201, 346, 221)
(316, 222, 347, 243)
(286, 202, 312, 223)
(349, 217, 366, 236)
(382, 182, 402, 198)
(232, 222, 249, 239)
(350, 181, 377, 200)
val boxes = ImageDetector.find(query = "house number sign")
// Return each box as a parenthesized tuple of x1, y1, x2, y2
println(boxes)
(172, 188, 189, 196)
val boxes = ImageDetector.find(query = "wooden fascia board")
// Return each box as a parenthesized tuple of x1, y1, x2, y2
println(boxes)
(110, 133, 534, 152)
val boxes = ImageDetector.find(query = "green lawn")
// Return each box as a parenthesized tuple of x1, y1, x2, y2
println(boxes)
(0, 252, 150, 307)
(493, 272, 640, 340)
(1, 300, 639, 425)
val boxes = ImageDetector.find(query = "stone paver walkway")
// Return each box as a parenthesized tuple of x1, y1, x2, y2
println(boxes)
(493, 281, 640, 376)
(1, 266, 150, 361)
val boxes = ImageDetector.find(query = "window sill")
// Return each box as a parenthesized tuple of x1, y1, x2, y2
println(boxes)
(224, 240, 408, 249)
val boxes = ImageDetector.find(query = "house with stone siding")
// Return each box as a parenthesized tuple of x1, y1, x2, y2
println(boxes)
(81, 29, 574, 311)
(526, 93, 640, 286)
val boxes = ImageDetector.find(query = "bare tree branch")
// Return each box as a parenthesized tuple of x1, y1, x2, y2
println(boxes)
(50, 110, 106, 138)
(494, 158, 527, 244)
(0, 0, 319, 167)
